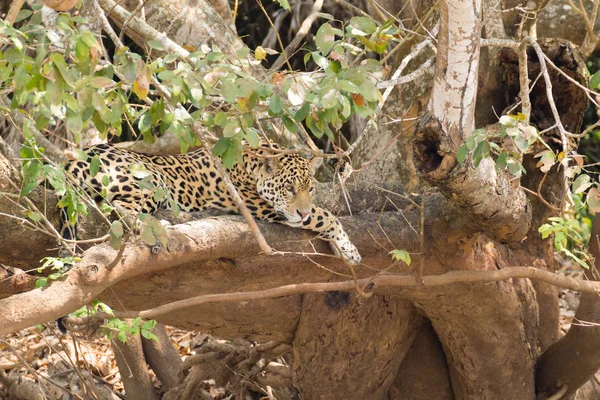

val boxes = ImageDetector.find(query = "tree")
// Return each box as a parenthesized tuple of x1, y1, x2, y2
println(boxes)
(1, 0, 600, 398)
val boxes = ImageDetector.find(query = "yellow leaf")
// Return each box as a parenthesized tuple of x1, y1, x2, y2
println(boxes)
(237, 97, 249, 111)
(255, 46, 267, 61)
(557, 151, 565, 162)
(133, 61, 150, 100)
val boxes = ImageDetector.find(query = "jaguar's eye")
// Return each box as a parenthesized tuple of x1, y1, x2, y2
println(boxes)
(309, 187, 316, 196)
(286, 185, 296, 195)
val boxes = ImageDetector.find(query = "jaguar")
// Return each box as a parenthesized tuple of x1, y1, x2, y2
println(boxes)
(61, 142, 362, 264)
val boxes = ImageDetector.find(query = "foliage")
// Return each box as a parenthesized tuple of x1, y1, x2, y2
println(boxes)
(71, 300, 158, 342)
(539, 215, 592, 269)
(456, 111, 599, 269)
(0, 7, 390, 243)
(35, 256, 80, 288)
(456, 113, 551, 177)
(389, 249, 411, 266)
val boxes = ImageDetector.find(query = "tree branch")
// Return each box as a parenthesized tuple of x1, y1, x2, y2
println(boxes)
(81, 266, 600, 322)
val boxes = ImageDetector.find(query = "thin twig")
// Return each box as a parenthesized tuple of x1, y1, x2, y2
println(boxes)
(518, 41, 531, 122)
(271, 0, 325, 71)
(256, 0, 294, 73)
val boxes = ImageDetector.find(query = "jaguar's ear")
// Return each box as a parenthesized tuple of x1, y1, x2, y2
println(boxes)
(262, 157, 280, 175)
(310, 157, 323, 174)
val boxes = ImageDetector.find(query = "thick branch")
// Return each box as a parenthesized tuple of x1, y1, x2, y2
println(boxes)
(0, 210, 419, 335)
(428, 0, 482, 149)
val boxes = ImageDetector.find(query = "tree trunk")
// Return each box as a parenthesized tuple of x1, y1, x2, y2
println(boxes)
(292, 293, 418, 399)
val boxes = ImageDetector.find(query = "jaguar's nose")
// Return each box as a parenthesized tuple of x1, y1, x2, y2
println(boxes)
(297, 210, 310, 221)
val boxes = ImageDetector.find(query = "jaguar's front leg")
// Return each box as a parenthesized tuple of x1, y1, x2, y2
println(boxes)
(299, 206, 362, 265)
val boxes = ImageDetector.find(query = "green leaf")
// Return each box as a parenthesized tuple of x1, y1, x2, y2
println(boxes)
(90, 155, 101, 177)
(50, 53, 73, 86)
(312, 52, 329, 69)
(223, 119, 241, 137)
(90, 76, 116, 89)
(456, 145, 468, 164)
(495, 152, 508, 170)
(348, 16, 378, 35)
(561, 248, 590, 269)
(129, 163, 151, 179)
(15, 9, 32, 23)
(138, 112, 152, 132)
(245, 128, 260, 148)
(141, 329, 159, 341)
(389, 250, 411, 266)
(282, 116, 298, 133)
(154, 188, 167, 202)
(213, 137, 230, 156)
(294, 102, 310, 122)
(316, 23, 336, 55)
(20, 182, 38, 198)
(222, 140, 242, 169)
(110, 221, 124, 250)
(141, 320, 157, 330)
(148, 40, 165, 50)
(538, 223, 553, 239)
(269, 94, 282, 115)
(80, 31, 99, 48)
(573, 174, 593, 194)
(28, 211, 43, 222)
(221, 81, 239, 103)
(472, 141, 490, 167)
(3, 48, 23, 63)
(337, 80, 360, 93)
(276, 0, 290, 11)
(117, 331, 128, 343)
(590, 70, 600, 90)
(35, 277, 48, 289)
(141, 226, 157, 246)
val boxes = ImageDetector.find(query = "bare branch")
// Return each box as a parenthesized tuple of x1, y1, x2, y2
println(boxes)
(72, 266, 600, 322)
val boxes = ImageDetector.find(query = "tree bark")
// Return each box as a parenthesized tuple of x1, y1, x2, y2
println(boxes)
(390, 320, 454, 400)
(292, 293, 419, 400)
(142, 323, 183, 391)
(112, 332, 160, 400)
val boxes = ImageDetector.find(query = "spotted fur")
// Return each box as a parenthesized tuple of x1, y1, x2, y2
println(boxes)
(61, 142, 362, 264)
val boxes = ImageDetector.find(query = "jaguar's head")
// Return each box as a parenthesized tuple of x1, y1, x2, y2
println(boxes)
(256, 154, 322, 224)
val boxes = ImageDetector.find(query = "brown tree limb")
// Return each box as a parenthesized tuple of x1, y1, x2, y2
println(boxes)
(0, 209, 422, 335)
(111, 332, 159, 400)
(74, 266, 600, 321)
(141, 323, 183, 391)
